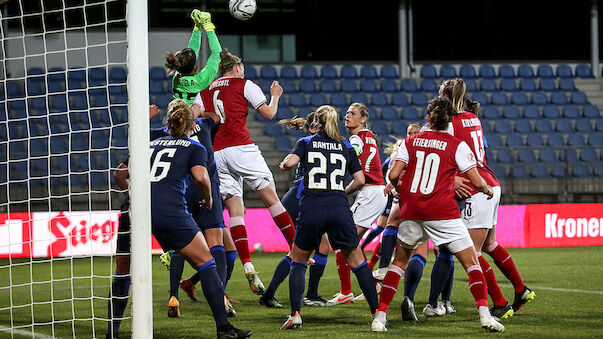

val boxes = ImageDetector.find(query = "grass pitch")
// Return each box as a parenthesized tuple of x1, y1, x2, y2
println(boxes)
(1, 247, 602, 338)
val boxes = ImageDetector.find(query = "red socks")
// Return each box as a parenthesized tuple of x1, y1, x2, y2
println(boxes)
(229, 216, 251, 264)
(486, 242, 525, 293)
(378, 265, 404, 313)
(478, 254, 507, 307)
(368, 242, 381, 270)
(335, 251, 352, 295)
(269, 202, 295, 247)
(467, 265, 489, 309)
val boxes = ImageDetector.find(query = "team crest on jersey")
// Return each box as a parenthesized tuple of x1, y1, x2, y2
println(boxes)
(468, 152, 476, 162)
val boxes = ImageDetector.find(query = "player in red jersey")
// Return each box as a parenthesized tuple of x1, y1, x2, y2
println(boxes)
(440, 79, 535, 316)
(329, 103, 388, 305)
(371, 98, 504, 333)
(191, 50, 295, 296)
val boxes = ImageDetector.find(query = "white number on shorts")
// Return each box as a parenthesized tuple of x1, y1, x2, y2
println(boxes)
(213, 90, 226, 123)
(364, 146, 377, 172)
(469, 130, 485, 166)
(150, 148, 176, 182)
(307, 151, 347, 191)
(410, 150, 440, 194)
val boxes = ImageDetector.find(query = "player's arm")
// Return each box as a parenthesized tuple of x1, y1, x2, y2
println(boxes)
(190, 11, 221, 89)
(191, 93, 221, 123)
(465, 168, 492, 199)
(345, 170, 365, 195)
(113, 162, 129, 195)
(456, 141, 492, 199)
(191, 165, 213, 209)
(349, 134, 364, 156)
(388, 160, 406, 187)
(279, 154, 300, 171)
(453, 175, 472, 198)
(256, 81, 283, 119)
(344, 146, 365, 194)
(149, 105, 159, 119)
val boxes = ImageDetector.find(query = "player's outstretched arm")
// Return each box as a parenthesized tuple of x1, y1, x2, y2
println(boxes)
(257, 81, 283, 119)
(191, 10, 222, 89)
(191, 165, 213, 209)
(345, 170, 365, 195)
(465, 168, 493, 199)
(113, 163, 130, 195)
(279, 153, 300, 171)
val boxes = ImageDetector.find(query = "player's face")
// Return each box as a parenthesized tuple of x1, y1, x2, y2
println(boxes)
(407, 125, 419, 137)
(344, 106, 364, 129)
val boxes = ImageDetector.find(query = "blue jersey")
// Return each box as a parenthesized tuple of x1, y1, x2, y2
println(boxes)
(292, 131, 362, 204)
(150, 135, 208, 216)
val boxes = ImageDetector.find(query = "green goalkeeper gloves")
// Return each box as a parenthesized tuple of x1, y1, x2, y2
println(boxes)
(191, 9, 215, 32)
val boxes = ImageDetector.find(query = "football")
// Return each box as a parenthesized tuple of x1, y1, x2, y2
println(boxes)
(228, 0, 256, 21)
(253, 243, 264, 253)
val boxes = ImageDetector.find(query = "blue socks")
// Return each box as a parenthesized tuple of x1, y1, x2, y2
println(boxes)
(225, 250, 237, 289)
(107, 273, 130, 338)
(210, 245, 227, 286)
(170, 253, 185, 299)
(306, 253, 327, 299)
(361, 225, 384, 249)
(378, 226, 398, 269)
(197, 259, 229, 327)
(428, 251, 454, 307)
(404, 254, 426, 302)
(289, 262, 307, 316)
(264, 256, 292, 299)
(351, 261, 379, 314)
(442, 260, 455, 302)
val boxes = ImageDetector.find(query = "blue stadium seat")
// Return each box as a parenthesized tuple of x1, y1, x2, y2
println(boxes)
(321, 65, 338, 79)
(483, 106, 500, 120)
(71, 131, 90, 151)
(410, 92, 428, 106)
(380, 106, 398, 120)
(110, 94, 128, 105)
(360, 65, 378, 78)
(9, 160, 28, 180)
(502, 106, 521, 119)
(341, 65, 358, 79)
(597, 119, 603, 132)
(149, 66, 166, 82)
(572, 165, 592, 177)
(300, 79, 317, 93)
(8, 120, 28, 140)
(595, 166, 603, 177)
(330, 93, 347, 107)
(588, 133, 603, 146)
(49, 135, 69, 155)
(491, 92, 508, 105)
(48, 80, 65, 94)
(539, 78, 557, 91)
(7, 100, 27, 119)
(149, 81, 165, 95)
(542, 105, 560, 119)
(519, 78, 537, 92)
(490, 165, 507, 180)
(420, 65, 437, 78)
(6, 80, 25, 99)
(9, 141, 28, 160)
(568, 133, 586, 146)
(371, 120, 389, 135)
(49, 114, 69, 134)
(511, 92, 529, 105)
(480, 79, 497, 92)
(401, 79, 418, 92)
(471, 91, 488, 105)
(575, 119, 593, 133)
(280, 80, 296, 93)
(555, 119, 573, 133)
(380, 79, 398, 92)
(50, 94, 68, 113)
(275, 106, 294, 120)
(550, 165, 565, 178)
(67, 69, 86, 90)
(537, 65, 554, 78)
(550, 92, 568, 105)
(109, 84, 127, 96)
(440, 64, 456, 78)
(275, 136, 292, 151)
(518, 149, 536, 163)
(535, 119, 554, 133)
(546, 133, 565, 146)
(558, 78, 576, 91)
(517, 65, 535, 78)
(309, 93, 327, 107)
(575, 64, 594, 78)
(487, 134, 503, 147)
(583, 105, 600, 118)
(479, 65, 496, 78)
(371, 93, 389, 107)
(280, 65, 297, 79)
(402, 107, 420, 121)
(360, 79, 378, 93)
(570, 92, 588, 105)
(500, 78, 516, 91)
(464, 79, 478, 92)
(420, 79, 438, 93)
(289, 93, 307, 107)
(494, 120, 512, 133)
(244, 65, 257, 79)
(29, 119, 49, 138)
(561, 149, 580, 164)
(380, 65, 398, 78)
(110, 107, 128, 124)
(531, 166, 550, 178)
(30, 158, 49, 178)
(27, 77, 46, 96)
(88, 67, 107, 86)
(391, 120, 408, 135)
(512, 166, 530, 178)
(526, 134, 544, 146)
(350, 93, 368, 104)
(391, 92, 409, 106)
(514, 119, 532, 133)
(522, 105, 540, 118)
(497, 149, 512, 163)
(481, 121, 492, 134)
(70, 112, 90, 131)
(319, 79, 337, 93)
(556, 64, 573, 78)
(258, 79, 272, 93)
(340, 79, 357, 92)
(498, 65, 515, 78)
(506, 133, 524, 147)
(580, 148, 598, 162)
(90, 109, 111, 128)
(539, 149, 557, 163)
(264, 123, 283, 137)
(300, 65, 317, 79)
(460, 65, 477, 78)
(111, 125, 128, 148)
(296, 107, 314, 118)
(561, 105, 580, 119)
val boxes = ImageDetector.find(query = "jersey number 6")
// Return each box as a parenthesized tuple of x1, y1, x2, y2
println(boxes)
(307, 151, 346, 191)
(150, 148, 176, 182)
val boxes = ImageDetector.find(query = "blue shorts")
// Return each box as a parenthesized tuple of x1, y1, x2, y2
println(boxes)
(151, 211, 200, 251)
(381, 193, 394, 217)
(295, 199, 358, 251)
(116, 198, 131, 253)
(185, 181, 225, 230)
(282, 183, 302, 225)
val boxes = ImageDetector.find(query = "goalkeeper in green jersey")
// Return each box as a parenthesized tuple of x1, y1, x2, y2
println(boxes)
(165, 10, 222, 105)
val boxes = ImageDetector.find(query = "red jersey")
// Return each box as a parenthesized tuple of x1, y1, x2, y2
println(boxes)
(449, 112, 500, 195)
(195, 77, 267, 151)
(349, 129, 384, 185)
(395, 130, 477, 220)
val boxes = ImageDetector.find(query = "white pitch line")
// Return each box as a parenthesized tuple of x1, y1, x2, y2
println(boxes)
(0, 325, 58, 339)
(419, 277, 603, 295)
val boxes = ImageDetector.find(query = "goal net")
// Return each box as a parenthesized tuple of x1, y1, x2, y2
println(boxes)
(0, 0, 152, 338)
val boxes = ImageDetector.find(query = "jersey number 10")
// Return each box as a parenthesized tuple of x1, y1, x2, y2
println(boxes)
(410, 150, 440, 195)
(307, 151, 346, 191)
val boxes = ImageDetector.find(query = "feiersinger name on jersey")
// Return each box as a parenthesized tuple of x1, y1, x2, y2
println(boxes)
(545, 213, 603, 238)
(209, 79, 230, 90)
(312, 141, 343, 151)
(412, 137, 448, 151)
(151, 139, 191, 147)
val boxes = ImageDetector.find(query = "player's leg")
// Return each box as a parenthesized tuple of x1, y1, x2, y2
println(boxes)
(404, 242, 427, 309)
(107, 209, 131, 338)
(342, 245, 379, 314)
(374, 203, 401, 280)
(223, 228, 238, 290)
(427, 247, 455, 314)
(284, 244, 312, 330)
(362, 193, 392, 251)
(367, 241, 381, 270)
(305, 234, 331, 306)
(259, 251, 289, 308)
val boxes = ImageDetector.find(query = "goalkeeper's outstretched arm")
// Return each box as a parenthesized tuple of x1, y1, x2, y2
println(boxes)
(189, 10, 222, 89)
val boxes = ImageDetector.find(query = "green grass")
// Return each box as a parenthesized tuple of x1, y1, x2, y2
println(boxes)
(1, 247, 603, 338)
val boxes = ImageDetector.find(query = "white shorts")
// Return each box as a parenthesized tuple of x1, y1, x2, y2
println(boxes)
(397, 218, 473, 254)
(461, 186, 502, 229)
(214, 144, 274, 200)
(351, 185, 388, 228)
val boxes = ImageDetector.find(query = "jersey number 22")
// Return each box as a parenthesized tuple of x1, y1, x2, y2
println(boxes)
(307, 151, 346, 191)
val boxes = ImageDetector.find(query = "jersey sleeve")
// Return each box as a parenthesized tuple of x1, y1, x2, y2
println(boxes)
(291, 138, 307, 160)
(243, 80, 267, 109)
(193, 93, 206, 111)
(393, 139, 410, 164)
(189, 144, 208, 169)
(201, 117, 216, 130)
(455, 141, 477, 173)
(192, 31, 222, 90)
(349, 134, 364, 156)
(187, 29, 202, 58)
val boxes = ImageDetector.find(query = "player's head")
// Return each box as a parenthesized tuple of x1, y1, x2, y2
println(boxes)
(427, 97, 454, 131)
(464, 96, 480, 115)
(219, 49, 244, 78)
(314, 105, 345, 141)
(439, 78, 466, 113)
(384, 136, 403, 155)
(345, 102, 369, 131)
(306, 112, 318, 134)
(166, 103, 194, 138)
(278, 111, 317, 134)
(165, 48, 197, 76)
(407, 123, 421, 137)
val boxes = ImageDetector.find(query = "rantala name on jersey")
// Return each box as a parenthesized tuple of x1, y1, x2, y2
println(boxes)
(412, 137, 448, 151)
(150, 138, 192, 147)
(312, 140, 343, 151)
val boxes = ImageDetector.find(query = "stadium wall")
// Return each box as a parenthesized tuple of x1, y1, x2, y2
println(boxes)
(1, 203, 602, 258)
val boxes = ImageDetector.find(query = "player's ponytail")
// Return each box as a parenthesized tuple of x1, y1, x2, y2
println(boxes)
(315, 105, 345, 141)
(464, 96, 480, 115)
(165, 48, 197, 76)
(440, 78, 466, 113)
(219, 49, 242, 75)
(167, 104, 194, 138)
(279, 111, 316, 133)
(427, 97, 454, 132)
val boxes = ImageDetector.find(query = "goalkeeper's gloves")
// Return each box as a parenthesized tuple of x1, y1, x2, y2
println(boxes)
(191, 9, 215, 32)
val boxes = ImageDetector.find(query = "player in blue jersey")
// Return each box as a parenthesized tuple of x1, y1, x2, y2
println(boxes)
(278, 105, 379, 330)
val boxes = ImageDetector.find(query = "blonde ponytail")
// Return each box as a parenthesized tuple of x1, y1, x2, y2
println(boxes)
(315, 105, 345, 141)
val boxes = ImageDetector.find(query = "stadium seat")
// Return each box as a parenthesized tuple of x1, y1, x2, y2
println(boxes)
(486, 134, 503, 147)
(264, 123, 283, 137)
(489, 165, 507, 180)
(319, 79, 337, 93)
(321, 65, 338, 79)
(483, 106, 500, 120)
(595, 119, 603, 133)
(9, 160, 28, 180)
(289, 93, 307, 107)
(7, 100, 27, 119)
(402, 106, 420, 121)
(561, 149, 580, 164)
(275, 136, 292, 151)
(595, 166, 603, 177)
(9, 141, 28, 160)
(340, 79, 357, 93)
(546, 133, 565, 146)
(539, 78, 557, 92)
(50, 94, 68, 113)
(149, 81, 165, 95)
(110, 94, 128, 105)
(575, 119, 593, 133)
(526, 134, 544, 146)
(464, 79, 478, 92)
(280, 65, 297, 79)
(572, 165, 592, 177)
(380, 65, 398, 78)
(570, 92, 588, 105)
(519, 78, 537, 92)
(588, 133, 603, 146)
(480, 78, 497, 92)
(491, 92, 508, 105)
(420, 79, 438, 93)
(71, 131, 90, 151)
(500, 78, 516, 91)
(244, 65, 257, 79)
(370, 120, 389, 135)
(514, 119, 532, 133)
(551, 92, 568, 105)
(88, 67, 107, 86)
(330, 93, 347, 107)
(109, 84, 127, 96)
(531, 166, 550, 178)
(561, 105, 580, 119)
(555, 119, 573, 133)
(479, 65, 496, 78)
(48, 80, 65, 94)
(309, 93, 327, 107)
(542, 105, 560, 119)
(579, 148, 598, 162)
(506, 133, 524, 147)
(440, 64, 456, 78)
(517, 65, 535, 78)
(494, 120, 512, 134)
(67, 69, 86, 89)
(511, 92, 529, 105)
(502, 106, 521, 119)
(550, 165, 565, 178)
(391, 120, 408, 135)
(481, 121, 492, 134)
(70, 112, 90, 131)
(420, 65, 437, 79)
(360, 79, 378, 93)
(6, 80, 25, 99)
(539, 149, 557, 163)
(556, 64, 573, 78)
(260, 66, 278, 80)
(522, 105, 540, 118)
(341, 65, 358, 79)
(471, 91, 488, 104)
(29, 119, 49, 138)
(568, 133, 586, 146)
(27, 77, 46, 96)
(360, 65, 378, 78)
(380, 79, 398, 92)
(459, 64, 476, 78)
(371, 93, 389, 107)
(498, 65, 515, 78)
(558, 78, 576, 91)
(401, 79, 418, 92)
(583, 105, 600, 118)
(537, 65, 554, 78)
(391, 92, 409, 107)
(149, 66, 166, 81)
(300, 79, 317, 93)
(280, 80, 296, 93)
(381, 106, 399, 120)
(350, 93, 368, 105)
(410, 92, 428, 106)
(574, 64, 594, 78)
(30, 158, 49, 178)
(535, 119, 554, 133)
(296, 107, 314, 118)
(276, 106, 294, 120)
(300, 65, 317, 79)
(512, 166, 530, 178)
